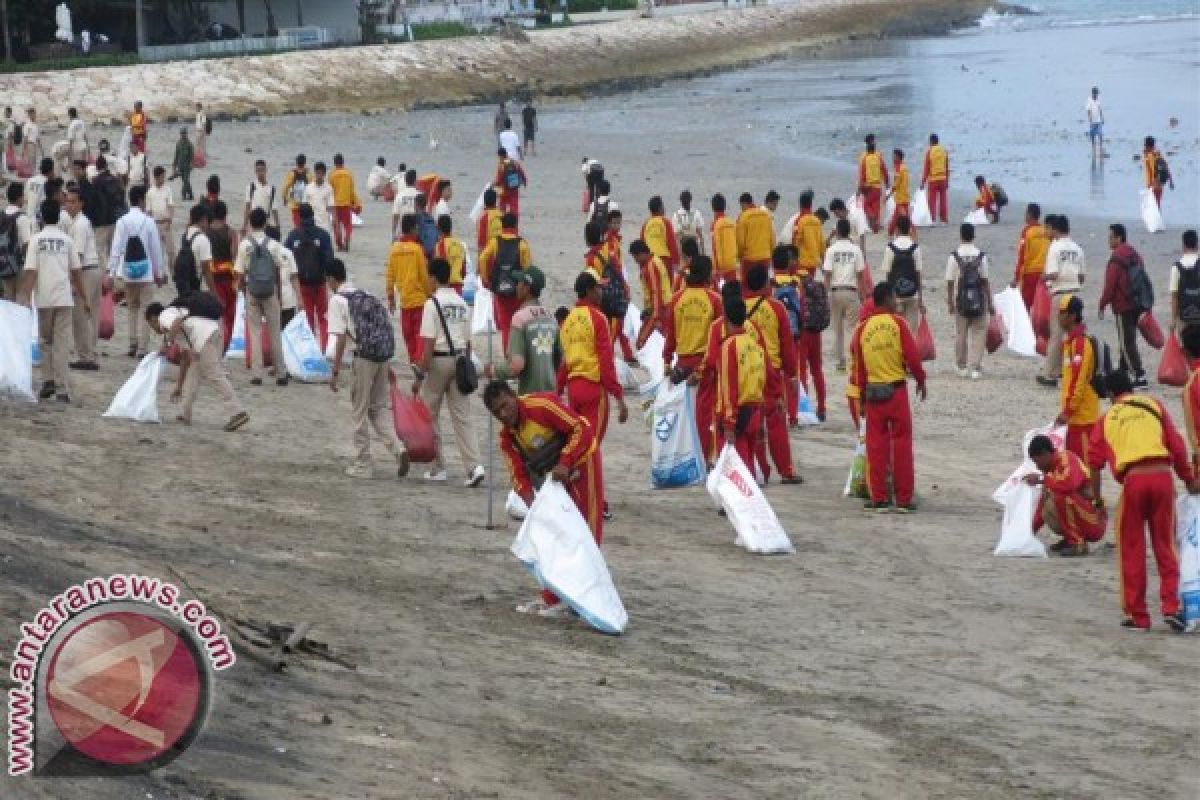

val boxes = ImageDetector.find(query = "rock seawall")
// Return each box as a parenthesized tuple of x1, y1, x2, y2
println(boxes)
(3, 0, 989, 126)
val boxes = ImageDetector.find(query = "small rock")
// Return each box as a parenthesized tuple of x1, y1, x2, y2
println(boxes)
(321, 713, 333, 725)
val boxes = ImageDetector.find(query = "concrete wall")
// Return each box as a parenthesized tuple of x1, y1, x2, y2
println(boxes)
(206, 0, 361, 40)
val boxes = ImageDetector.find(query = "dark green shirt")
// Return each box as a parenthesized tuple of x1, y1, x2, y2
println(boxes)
(498, 303, 559, 395)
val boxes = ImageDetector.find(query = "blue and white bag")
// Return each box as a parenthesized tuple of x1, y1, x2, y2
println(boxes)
(225, 293, 247, 360)
(650, 380, 704, 488)
(281, 314, 332, 383)
(796, 382, 820, 426)
(1176, 495, 1200, 631)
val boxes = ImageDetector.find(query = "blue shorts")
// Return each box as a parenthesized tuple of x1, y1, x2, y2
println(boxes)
(1089, 122, 1103, 140)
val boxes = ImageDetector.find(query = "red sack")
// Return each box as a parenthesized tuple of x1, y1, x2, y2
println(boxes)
(986, 313, 1006, 354)
(1138, 310, 1165, 350)
(916, 314, 936, 362)
(165, 343, 182, 365)
(416, 173, 441, 207)
(192, 152, 207, 169)
(389, 372, 437, 463)
(1031, 281, 1051, 339)
(382, 182, 396, 203)
(1036, 335, 1047, 356)
(98, 289, 115, 340)
(1157, 334, 1188, 387)
(580, 188, 590, 213)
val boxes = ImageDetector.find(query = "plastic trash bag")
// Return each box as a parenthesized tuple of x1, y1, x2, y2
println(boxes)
(917, 314, 936, 361)
(616, 358, 639, 391)
(1140, 188, 1165, 234)
(623, 302, 642, 345)
(225, 293, 247, 360)
(102, 354, 164, 424)
(964, 208, 990, 225)
(706, 444, 794, 555)
(0, 299, 35, 401)
(281, 314, 332, 383)
(911, 189, 934, 227)
(511, 479, 628, 634)
(471, 287, 498, 335)
(777, 212, 800, 245)
(463, 273, 479, 306)
(885, 193, 896, 224)
(649, 381, 705, 488)
(843, 421, 868, 498)
(1175, 495, 1200, 631)
(847, 194, 870, 235)
(389, 372, 437, 463)
(1158, 334, 1187, 387)
(1138, 310, 1165, 350)
(986, 312, 1006, 354)
(506, 490, 529, 520)
(796, 382, 820, 426)
(30, 303, 40, 367)
(98, 289, 115, 340)
(468, 182, 491, 224)
(637, 329, 666, 393)
(992, 482, 1046, 558)
(992, 287, 1038, 357)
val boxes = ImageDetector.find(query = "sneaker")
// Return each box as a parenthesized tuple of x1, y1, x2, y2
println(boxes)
(894, 502, 917, 514)
(817, 410, 827, 423)
(223, 411, 250, 432)
(249, 377, 263, 386)
(863, 500, 890, 513)
(1120, 618, 1151, 631)
(1133, 375, 1149, 390)
(465, 465, 486, 488)
(1035, 376, 1057, 388)
(1048, 538, 1069, 553)
(69, 360, 99, 371)
(276, 375, 290, 386)
(603, 509, 614, 521)
(423, 469, 449, 482)
(38, 382, 56, 400)
(969, 370, 982, 381)
(956, 367, 968, 378)
(1164, 612, 1188, 633)
(780, 475, 804, 485)
(537, 603, 574, 619)
(345, 463, 374, 479)
(516, 597, 552, 615)
(126, 344, 138, 358)
(55, 394, 71, 404)
(395, 450, 411, 478)
(1057, 542, 1088, 557)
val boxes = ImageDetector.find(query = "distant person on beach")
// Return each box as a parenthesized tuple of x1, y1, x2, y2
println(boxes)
(130, 101, 148, 154)
(582, 158, 605, 209)
(387, 214, 431, 364)
(476, 188, 503, 252)
(172, 128, 195, 201)
(672, 190, 705, 256)
(434, 180, 453, 218)
(945, 222, 993, 380)
(367, 158, 393, 201)
(206, 201, 238, 349)
(66, 107, 88, 164)
(881, 215, 923, 334)
(587, 179, 616, 227)
(242, 159, 279, 235)
(328, 153, 361, 251)
(493, 148, 527, 217)
(710, 193, 737, 285)
(735, 192, 773, 283)
(641, 195, 681, 276)
(887, 149, 910, 237)
(1169, 229, 1200, 334)
(1143, 136, 1173, 210)
(823, 217, 866, 371)
(194, 103, 208, 158)
(499, 119, 522, 161)
(285, 202, 334, 347)
(434, 215, 468, 295)
(146, 166, 177, 268)
(1086, 87, 1105, 158)
(20, 108, 42, 168)
(521, 100, 538, 157)
(480, 212, 532, 348)
(857, 134, 889, 233)
(493, 101, 508, 141)
(234, 207, 291, 385)
(920, 133, 949, 225)
(106, 184, 166, 358)
(973, 176, 998, 223)
(1010, 203, 1050, 310)
(1036, 215, 1086, 388)
(1098, 223, 1147, 389)
(282, 154, 312, 229)
(304, 161, 334, 231)
(391, 169, 419, 237)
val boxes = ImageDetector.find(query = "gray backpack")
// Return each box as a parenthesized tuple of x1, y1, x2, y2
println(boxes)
(245, 239, 277, 299)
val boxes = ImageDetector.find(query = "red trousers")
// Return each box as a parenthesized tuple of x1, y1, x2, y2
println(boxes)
(291, 208, 303, 229)
(1152, 187, 1163, 208)
(864, 387, 915, 505)
(848, 395, 862, 432)
(333, 206, 354, 249)
(926, 180, 948, 223)
(212, 274, 237, 351)
(1064, 423, 1094, 464)
(679, 355, 717, 465)
(795, 330, 826, 417)
(1116, 467, 1181, 626)
(887, 202, 910, 236)
(400, 307, 423, 364)
(299, 283, 329, 350)
(1034, 490, 1106, 546)
(720, 405, 762, 470)
(567, 376, 610, 443)
(542, 448, 605, 605)
(861, 187, 883, 231)
(493, 293, 522, 351)
(754, 378, 796, 481)
(1018, 273, 1041, 311)
(499, 191, 520, 217)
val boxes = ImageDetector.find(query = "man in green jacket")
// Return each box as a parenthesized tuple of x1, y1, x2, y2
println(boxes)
(172, 127, 195, 201)
(485, 266, 559, 395)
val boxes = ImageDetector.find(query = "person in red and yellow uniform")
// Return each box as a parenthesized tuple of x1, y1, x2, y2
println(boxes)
(493, 148, 527, 217)
(973, 176, 997, 223)
(328, 153, 361, 251)
(1055, 295, 1100, 461)
(710, 193, 738, 285)
(666, 256, 722, 461)
(735, 193, 774, 282)
(484, 381, 604, 616)
(790, 191, 827, 422)
(130, 101, 148, 154)
(631, 239, 671, 344)
(744, 263, 802, 483)
(1010, 203, 1050, 310)
(476, 188, 503, 252)
(386, 214, 430, 364)
(712, 291, 769, 469)
(434, 215, 468, 295)
(582, 222, 636, 363)
(557, 272, 629, 445)
(640, 195, 681, 276)
(1088, 369, 1196, 631)
(1143, 136, 1173, 209)
(887, 149, 910, 237)
(478, 213, 533, 349)
(1026, 435, 1107, 556)
(850, 282, 928, 512)
(920, 133, 949, 224)
(857, 134, 890, 233)
(1182, 326, 1200, 475)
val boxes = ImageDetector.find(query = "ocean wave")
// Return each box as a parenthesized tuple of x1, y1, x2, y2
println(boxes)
(974, 6, 1198, 31)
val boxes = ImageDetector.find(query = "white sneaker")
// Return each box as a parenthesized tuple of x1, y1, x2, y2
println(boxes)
(465, 465, 486, 488)
(956, 367, 968, 378)
(345, 463, 373, 479)
(970, 369, 982, 380)
(423, 469, 448, 482)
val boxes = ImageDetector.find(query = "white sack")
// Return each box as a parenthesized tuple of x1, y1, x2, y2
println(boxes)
(992, 483, 1046, 557)
(281, 314, 332, 383)
(1176, 495, 1200, 631)
(649, 381, 705, 488)
(993, 287, 1038, 358)
(964, 207, 990, 225)
(911, 189, 934, 227)
(0, 299, 35, 401)
(102, 353, 164, 423)
(1140, 188, 1165, 233)
(706, 444, 794, 555)
(471, 287, 498, 335)
(468, 182, 491, 224)
(637, 329, 666, 392)
(795, 382, 820, 426)
(225, 293, 247, 360)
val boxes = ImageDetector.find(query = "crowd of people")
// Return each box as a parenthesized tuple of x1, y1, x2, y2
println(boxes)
(0, 98, 1196, 631)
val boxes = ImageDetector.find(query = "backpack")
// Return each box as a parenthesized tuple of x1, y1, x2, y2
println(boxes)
(887, 242, 919, 298)
(96, 173, 127, 225)
(170, 290, 224, 321)
(11, 123, 22, 146)
(1154, 154, 1171, 186)
(124, 223, 150, 281)
(173, 231, 200, 293)
(502, 161, 521, 191)
(0, 211, 24, 279)
(800, 275, 830, 332)
(344, 290, 395, 363)
(774, 284, 804, 337)
(953, 252, 986, 318)
(491, 236, 522, 297)
(245, 238, 277, 299)
(1088, 335, 1112, 399)
(675, 209, 699, 240)
(289, 172, 307, 205)
(294, 234, 325, 286)
(589, 196, 611, 230)
(1177, 260, 1200, 324)
(1124, 250, 1154, 314)
(597, 254, 629, 319)
(990, 183, 1008, 208)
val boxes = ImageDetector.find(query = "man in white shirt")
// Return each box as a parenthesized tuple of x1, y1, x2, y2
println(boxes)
(234, 207, 290, 385)
(303, 161, 335, 231)
(1, 183, 34, 300)
(498, 119, 521, 162)
(822, 217, 867, 370)
(412, 257, 485, 486)
(17, 198, 84, 402)
(19, 107, 40, 167)
(127, 149, 149, 191)
(944, 222, 994, 380)
(146, 301, 247, 431)
(390, 169, 419, 237)
(434, 180, 453, 219)
(672, 190, 706, 256)
(1037, 214, 1086, 386)
(325, 258, 410, 479)
(146, 166, 177, 268)
(106, 184, 167, 358)
(61, 187, 102, 371)
(366, 157, 392, 200)
(881, 215, 925, 333)
(66, 107, 89, 163)
(1086, 86, 1104, 158)
(176, 204, 213, 295)
(25, 158, 51, 225)
(194, 102, 208, 156)
(242, 159, 279, 235)
(1169, 229, 1200, 333)
(829, 197, 868, 261)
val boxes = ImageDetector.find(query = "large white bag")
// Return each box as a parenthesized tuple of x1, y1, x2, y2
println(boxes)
(471, 287, 498, 335)
(0, 299, 35, 402)
(884, 193, 896, 224)
(103, 354, 164, 423)
(1176, 495, 1200, 631)
(649, 381, 705, 488)
(623, 302, 642, 344)
(30, 303, 41, 367)
(911, 189, 933, 227)
(511, 479, 628, 634)
(993, 287, 1038, 358)
(506, 489, 529, 520)
(777, 212, 800, 246)
(468, 182, 491, 225)
(992, 482, 1046, 558)
(225, 293, 247, 360)
(795, 382, 820, 426)
(706, 444, 794, 554)
(615, 358, 639, 391)
(847, 194, 870, 234)
(281, 314, 332, 383)
(964, 207, 990, 226)
(1140, 188, 1165, 233)
(637, 329, 666, 392)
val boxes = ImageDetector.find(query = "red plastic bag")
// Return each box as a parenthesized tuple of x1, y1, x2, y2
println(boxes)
(98, 289, 115, 340)
(382, 183, 396, 203)
(1138, 310, 1165, 350)
(580, 189, 590, 213)
(1031, 281, 1051, 338)
(165, 343, 182, 365)
(986, 313, 1006, 354)
(389, 372, 437, 463)
(1157, 334, 1188, 387)
(1036, 335, 1047, 356)
(917, 315, 936, 362)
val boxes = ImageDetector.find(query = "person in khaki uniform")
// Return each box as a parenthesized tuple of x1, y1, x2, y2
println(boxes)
(821, 217, 866, 370)
(146, 166, 177, 268)
(325, 258, 410, 479)
(233, 208, 289, 386)
(412, 258, 485, 486)
(105, 185, 167, 358)
(61, 187, 102, 371)
(944, 222, 995, 380)
(146, 302, 248, 431)
(17, 199, 85, 402)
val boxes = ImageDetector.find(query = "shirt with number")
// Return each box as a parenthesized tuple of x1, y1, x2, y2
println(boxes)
(823, 239, 865, 288)
(24, 226, 80, 307)
(420, 287, 470, 353)
(59, 211, 98, 267)
(1044, 238, 1085, 294)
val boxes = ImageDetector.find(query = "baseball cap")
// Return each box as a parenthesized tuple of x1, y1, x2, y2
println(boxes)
(517, 265, 545, 295)
(1059, 294, 1082, 315)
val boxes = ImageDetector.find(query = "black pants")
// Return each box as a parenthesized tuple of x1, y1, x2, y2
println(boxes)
(1117, 309, 1144, 378)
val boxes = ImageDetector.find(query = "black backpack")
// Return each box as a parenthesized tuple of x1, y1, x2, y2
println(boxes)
(95, 173, 127, 226)
(173, 231, 201, 294)
(887, 242, 919, 298)
(11, 123, 22, 146)
(294, 234, 325, 286)
(1125, 251, 1154, 314)
(801, 275, 830, 332)
(0, 211, 24, 280)
(589, 196, 611, 230)
(1088, 335, 1112, 399)
(205, 117, 213, 136)
(954, 252, 986, 318)
(1154, 155, 1171, 186)
(1177, 260, 1200, 324)
(774, 284, 804, 337)
(491, 237, 522, 297)
(170, 291, 224, 321)
(598, 254, 629, 320)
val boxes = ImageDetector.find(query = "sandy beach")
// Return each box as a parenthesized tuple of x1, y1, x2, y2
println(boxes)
(2, 8, 1199, 800)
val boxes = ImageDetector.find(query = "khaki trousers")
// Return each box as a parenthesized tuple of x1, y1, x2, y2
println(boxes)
(123, 281, 155, 351)
(895, 296, 921, 336)
(181, 333, 243, 423)
(39, 306, 72, 395)
(94, 226, 114, 269)
(244, 292, 286, 380)
(830, 288, 861, 367)
(72, 267, 102, 361)
(420, 355, 482, 476)
(351, 357, 403, 467)
(1041, 291, 1077, 379)
(157, 220, 176, 271)
(955, 313, 988, 371)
